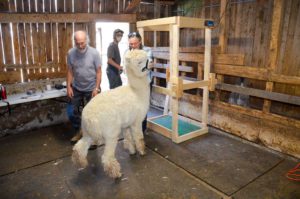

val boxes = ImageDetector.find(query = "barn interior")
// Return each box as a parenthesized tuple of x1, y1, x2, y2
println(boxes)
(0, 0, 299, 199)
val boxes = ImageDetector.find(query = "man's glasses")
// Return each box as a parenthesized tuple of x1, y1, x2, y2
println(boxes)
(128, 32, 141, 39)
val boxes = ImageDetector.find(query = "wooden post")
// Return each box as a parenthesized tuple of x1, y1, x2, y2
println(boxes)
(202, 28, 211, 127)
(170, 23, 179, 142)
(263, 0, 284, 112)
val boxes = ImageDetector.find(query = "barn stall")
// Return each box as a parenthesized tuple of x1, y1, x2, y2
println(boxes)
(0, 0, 299, 198)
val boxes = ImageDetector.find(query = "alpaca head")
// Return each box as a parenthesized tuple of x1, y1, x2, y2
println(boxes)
(124, 49, 149, 78)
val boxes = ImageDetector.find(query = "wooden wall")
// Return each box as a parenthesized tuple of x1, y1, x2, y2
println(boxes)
(0, 0, 135, 85)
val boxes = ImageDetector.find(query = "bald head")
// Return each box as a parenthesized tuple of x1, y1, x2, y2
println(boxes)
(74, 30, 88, 53)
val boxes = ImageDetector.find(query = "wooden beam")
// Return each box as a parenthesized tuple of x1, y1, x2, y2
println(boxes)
(0, 13, 136, 23)
(263, 0, 284, 112)
(154, 63, 194, 73)
(182, 80, 209, 90)
(270, 74, 300, 85)
(211, 100, 300, 129)
(152, 46, 221, 53)
(219, 0, 228, 53)
(177, 17, 207, 29)
(153, 52, 245, 65)
(0, 70, 21, 84)
(152, 85, 174, 96)
(214, 64, 268, 80)
(216, 83, 300, 106)
(137, 17, 177, 28)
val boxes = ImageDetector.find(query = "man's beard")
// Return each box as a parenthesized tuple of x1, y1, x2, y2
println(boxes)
(77, 47, 87, 54)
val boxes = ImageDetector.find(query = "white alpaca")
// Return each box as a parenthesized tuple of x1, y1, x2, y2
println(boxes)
(72, 49, 150, 178)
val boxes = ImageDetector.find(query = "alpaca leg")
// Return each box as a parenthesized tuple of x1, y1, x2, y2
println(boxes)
(131, 122, 146, 156)
(101, 138, 122, 178)
(72, 135, 93, 168)
(123, 127, 136, 155)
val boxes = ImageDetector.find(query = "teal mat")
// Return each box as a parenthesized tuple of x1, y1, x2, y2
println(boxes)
(150, 115, 201, 136)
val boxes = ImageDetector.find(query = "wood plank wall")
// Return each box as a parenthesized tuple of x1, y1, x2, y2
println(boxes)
(0, 0, 131, 83)
(173, 0, 300, 121)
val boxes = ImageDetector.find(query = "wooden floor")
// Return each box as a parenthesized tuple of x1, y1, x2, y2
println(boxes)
(0, 107, 299, 199)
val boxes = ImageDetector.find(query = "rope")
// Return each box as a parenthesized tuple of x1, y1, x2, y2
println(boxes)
(286, 163, 300, 182)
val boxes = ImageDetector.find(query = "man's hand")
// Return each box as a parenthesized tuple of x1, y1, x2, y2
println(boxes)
(92, 87, 101, 97)
(67, 86, 74, 98)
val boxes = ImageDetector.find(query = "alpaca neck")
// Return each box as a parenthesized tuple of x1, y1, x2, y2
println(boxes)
(127, 72, 150, 96)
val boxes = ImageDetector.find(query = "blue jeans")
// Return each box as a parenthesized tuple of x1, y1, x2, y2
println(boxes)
(67, 87, 92, 131)
(107, 67, 122, 89)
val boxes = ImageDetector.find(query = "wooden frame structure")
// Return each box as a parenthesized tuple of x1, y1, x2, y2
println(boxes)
(137, 16, 215, 143)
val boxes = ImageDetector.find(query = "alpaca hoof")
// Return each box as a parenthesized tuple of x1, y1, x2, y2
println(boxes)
(72, 150, 88, 168)
(103, 159, 122, 179)
(139, 150, 146, 156)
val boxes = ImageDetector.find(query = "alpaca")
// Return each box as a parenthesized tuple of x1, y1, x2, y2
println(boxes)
(72, 49, 150, 178)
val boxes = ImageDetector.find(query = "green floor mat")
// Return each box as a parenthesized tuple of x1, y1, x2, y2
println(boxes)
(150, 115, 201, 136)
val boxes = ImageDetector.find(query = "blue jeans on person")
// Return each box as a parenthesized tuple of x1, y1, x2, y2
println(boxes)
(67, 87, 92, 132)
(107, 66, 122, 89)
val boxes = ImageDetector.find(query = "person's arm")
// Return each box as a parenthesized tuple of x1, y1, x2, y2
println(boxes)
(67, 67, 74, 98)
(107, 44, 122, 71)
(107, 58, 122, 71)
(92, 66, 102, 97)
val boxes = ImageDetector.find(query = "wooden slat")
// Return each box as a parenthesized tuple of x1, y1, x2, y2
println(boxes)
(1, 23, 13, 65)
(152, 46, 221, 53)
(216, 83, 300, 106)
(152, 71, 166, 79)
(154, 63, 194, 73)
(214, 64, 268, 80)
(27, 71, 66, 80)
(58, 23, 66, 70)
(0, 13, 137, 23)
(270, 74, 300, 85)
(25, 23, 33, 64)
(92, 0, 101, 13)
(182, 80, 209, 90)
(219, 0, 227, 53)
(30, 0, 36, 12)
(153, 52, 245, 65)
(263, 0, 284, 113)
(18, 23, 27, 65)
(9, 0, 16, 12)
(22, 0, 29, 12)
(12, 23, 21, 64)
(65, 0, 73, 12)
(88, 22, 96, 48)
(211, 100, 300, 129)
(31, 23, 38, 64)
(44, 0, 51, 12)
(57, 0, 64, 12)
(0, 70, 21, 83)
(38, 23, 46, 64)
(45, 23, 52, 62)
(152, 85, 173, 96)
(52, 23, 58, 64)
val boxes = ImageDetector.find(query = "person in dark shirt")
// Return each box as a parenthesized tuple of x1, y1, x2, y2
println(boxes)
(106, 29, 124, 89)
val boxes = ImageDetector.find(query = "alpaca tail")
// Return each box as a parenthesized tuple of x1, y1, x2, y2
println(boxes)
(72, 130, 93, 169)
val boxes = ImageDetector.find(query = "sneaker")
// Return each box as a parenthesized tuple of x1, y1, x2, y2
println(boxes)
(70, 132, 82, 144)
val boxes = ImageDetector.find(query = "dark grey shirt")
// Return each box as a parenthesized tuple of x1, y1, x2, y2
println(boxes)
(67, 46, 101, 92)
(107, 42, 121, 73)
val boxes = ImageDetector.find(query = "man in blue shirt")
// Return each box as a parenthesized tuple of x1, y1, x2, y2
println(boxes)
(67, 30, 102, 143)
